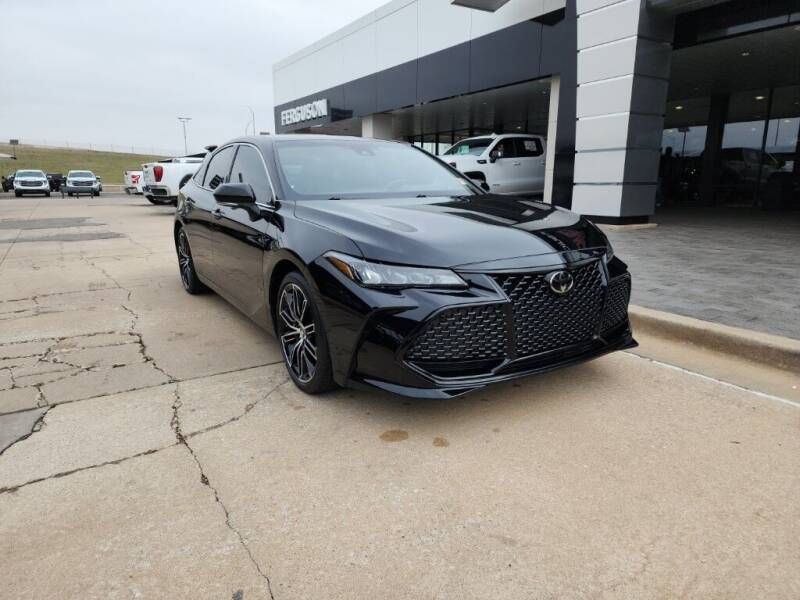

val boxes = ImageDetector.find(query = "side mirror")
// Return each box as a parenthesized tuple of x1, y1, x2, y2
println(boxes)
(213, 182, 255, 204)
(468, 177, 490, 192)
(489, 150, 499, 163)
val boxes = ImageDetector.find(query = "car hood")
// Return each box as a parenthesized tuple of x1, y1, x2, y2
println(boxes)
(295, 194, 608, 269)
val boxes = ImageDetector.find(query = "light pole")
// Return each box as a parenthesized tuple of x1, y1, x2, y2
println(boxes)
(245, 106, 255, 135)
(177, 117, 192, 155)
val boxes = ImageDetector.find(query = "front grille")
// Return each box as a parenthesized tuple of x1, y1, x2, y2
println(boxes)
(601, 274, 631, 332)
(21, 180, 44, 187)
(73, 181, 93, 187)
(492, 262, 605, 357)
(406, 303, 507, 363)
(404, 261, 630, 380)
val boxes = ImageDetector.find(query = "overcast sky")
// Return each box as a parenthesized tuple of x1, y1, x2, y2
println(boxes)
(0, 0, 385, 155)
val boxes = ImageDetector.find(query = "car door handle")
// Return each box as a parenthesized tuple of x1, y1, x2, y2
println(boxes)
(212, 208, 223, 220)
(513, 161, 522, 166)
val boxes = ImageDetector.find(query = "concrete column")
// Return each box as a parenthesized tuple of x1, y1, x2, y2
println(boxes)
(699, 94, 729, 206)
(361, 114, 394, 140)
(543, 75, 561, 204)
(571, 0, 674, 223)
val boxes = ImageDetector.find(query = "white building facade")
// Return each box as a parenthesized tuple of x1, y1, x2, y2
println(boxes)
(274, 0, 800, 223)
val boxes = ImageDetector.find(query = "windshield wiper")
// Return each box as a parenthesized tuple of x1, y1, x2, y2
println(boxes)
(416, 194, 427, 198)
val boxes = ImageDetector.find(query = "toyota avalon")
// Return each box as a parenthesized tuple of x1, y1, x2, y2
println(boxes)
(174, 135, 635, 398)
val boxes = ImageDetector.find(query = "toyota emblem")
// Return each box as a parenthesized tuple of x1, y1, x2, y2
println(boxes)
(545, 270, 574, 295)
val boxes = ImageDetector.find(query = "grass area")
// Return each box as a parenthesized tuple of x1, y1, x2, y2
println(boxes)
(0, 144, 165, 184)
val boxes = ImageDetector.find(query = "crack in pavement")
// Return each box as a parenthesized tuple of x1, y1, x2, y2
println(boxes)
(0, 444, 175, 494)
(171, 383, 277, 599)
(0, 375, 287, 497)
(0, 360, 283, 417)
(0, 406, 50, 457)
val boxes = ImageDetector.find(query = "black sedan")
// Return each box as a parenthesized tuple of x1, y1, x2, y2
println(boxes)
(174, 135, 635, 398)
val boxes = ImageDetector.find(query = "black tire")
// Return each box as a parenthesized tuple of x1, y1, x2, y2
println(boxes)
(45, 192, 51, 197)
(276, 272, 337, 394)
(68, 192, 73, 197)
(14, 191, 21, 197)
(176, 228, 207, 294)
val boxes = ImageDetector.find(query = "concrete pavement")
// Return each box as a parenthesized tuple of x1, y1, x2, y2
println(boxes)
(1, 193, 798, 599)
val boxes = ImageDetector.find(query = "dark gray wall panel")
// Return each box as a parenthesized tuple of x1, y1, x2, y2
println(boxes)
(377, 60, 418, 112)
(343, 74, 377, 118)
(469, 21, 542, 92)
(417, 43, 470, 103)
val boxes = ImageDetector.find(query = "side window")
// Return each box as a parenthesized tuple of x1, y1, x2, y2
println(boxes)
(492, 139, 518, 159)
(203, 146, 235, 190)
(517, 137, 543, 157)
(229, 145, 272, 204)
(192, 154, 212, 184)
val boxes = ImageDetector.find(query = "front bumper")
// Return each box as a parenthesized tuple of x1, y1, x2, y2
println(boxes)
(312, 251, 636, 399)
(14, 184, 49, 193)
(64, 184, 100, 193)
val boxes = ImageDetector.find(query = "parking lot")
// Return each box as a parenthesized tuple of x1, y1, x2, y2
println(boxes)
(1, 192, 799, 599)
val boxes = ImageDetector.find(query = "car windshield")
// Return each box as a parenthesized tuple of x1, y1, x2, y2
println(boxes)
(69, 171, 94, 178)
(443, 138, 493, 156)
(17, 170, 45, 177)
(274, 139, 477, 200)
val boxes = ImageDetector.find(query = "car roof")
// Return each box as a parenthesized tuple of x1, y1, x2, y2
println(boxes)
(221, 134, 408, 153)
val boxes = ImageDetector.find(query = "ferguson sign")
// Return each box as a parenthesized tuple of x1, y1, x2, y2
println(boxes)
(280, 99, 328, 126)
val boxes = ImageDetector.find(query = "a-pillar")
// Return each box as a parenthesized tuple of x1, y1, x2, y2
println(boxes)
(571, 0, 674, 223)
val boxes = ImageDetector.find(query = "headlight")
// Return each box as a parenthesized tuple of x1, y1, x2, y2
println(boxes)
(325, 251, 467, 290)
(605, 237, 614, 260)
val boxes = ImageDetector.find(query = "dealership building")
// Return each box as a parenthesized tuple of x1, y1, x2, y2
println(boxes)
(273, 0, 800, 223)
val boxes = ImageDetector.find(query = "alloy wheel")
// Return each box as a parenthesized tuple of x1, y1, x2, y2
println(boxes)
(278, 283, 317, 383)
(177, 230, 194, 289)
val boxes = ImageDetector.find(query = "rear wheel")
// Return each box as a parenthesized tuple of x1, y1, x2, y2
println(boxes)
(176, 228, 207, 294)
(276, 272, 336, 394)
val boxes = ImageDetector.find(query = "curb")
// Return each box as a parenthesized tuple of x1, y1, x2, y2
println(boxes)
(629, 305, 800, 373)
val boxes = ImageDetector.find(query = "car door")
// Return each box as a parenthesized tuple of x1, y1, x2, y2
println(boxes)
(515, 137, 546, 194)
(212, 143, 277, 319)
(182, 145, 236, 286)
(488, 138, 522, 193)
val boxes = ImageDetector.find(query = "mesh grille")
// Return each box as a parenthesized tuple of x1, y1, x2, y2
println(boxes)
(492, 262, 605, 357)
(406, 304, 507, 363)
(601, 274, 631, 331)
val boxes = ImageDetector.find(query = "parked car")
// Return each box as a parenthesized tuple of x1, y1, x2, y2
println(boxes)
(124, 170, 144, 194)
(142, 153, 205, 205)
(13, 169, 50, 197)
(97, 176, 103, 192)
(442, 133, 547, 194)
(174, 135, 634, 398)
(47, 173, 64, 192)
(64, 170, 101, 196)
(2, 172, 14, 192)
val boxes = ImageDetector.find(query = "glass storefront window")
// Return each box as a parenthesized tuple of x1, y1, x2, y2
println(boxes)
(766, 117, 799, 171)
(662, 126, 708, 157)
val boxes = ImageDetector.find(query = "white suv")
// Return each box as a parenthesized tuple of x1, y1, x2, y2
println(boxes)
(13, 169, 50, 197)
(442, 133, 547, 195)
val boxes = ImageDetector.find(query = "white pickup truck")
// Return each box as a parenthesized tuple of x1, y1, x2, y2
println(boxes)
(442, 133, 547, 195)
(142, 153, 206, 205)
(123, 170, 144, 195)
